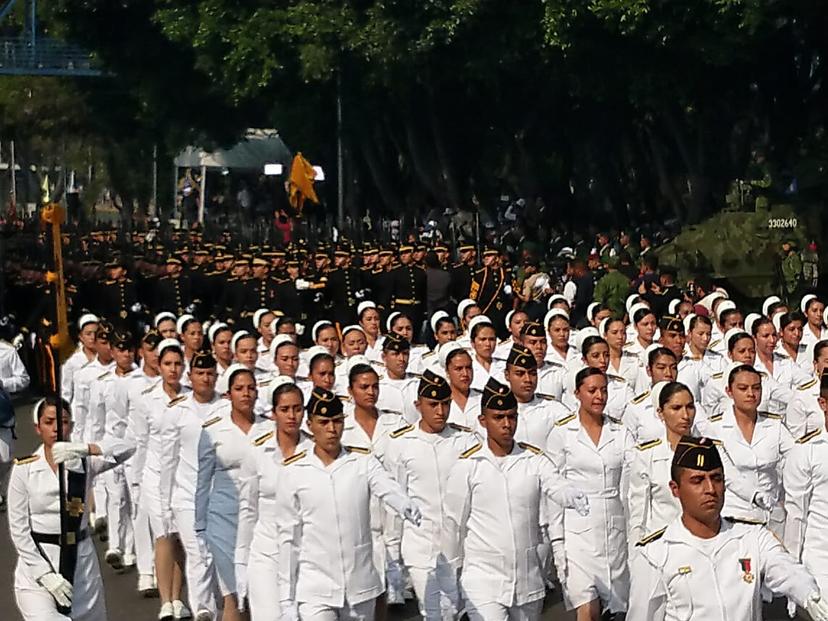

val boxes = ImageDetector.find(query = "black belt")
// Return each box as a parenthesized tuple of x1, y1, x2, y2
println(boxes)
(32, 530, 89, 546)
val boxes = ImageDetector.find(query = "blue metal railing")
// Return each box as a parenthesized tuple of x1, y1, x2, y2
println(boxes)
(0, 37, 102, 76)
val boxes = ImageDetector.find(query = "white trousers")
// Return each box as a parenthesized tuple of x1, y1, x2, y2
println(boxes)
(248, 551, 281, 621)
(104, 466, 134, 554)
(298, 599, 375, 621)
(174, 507, 218, 617)
(463, 598, 543, 621)
(16, 588, 106, 621)
(407, 563, 458, 621)
(0, 426, 14, 500)
(130, 487, 155, 577)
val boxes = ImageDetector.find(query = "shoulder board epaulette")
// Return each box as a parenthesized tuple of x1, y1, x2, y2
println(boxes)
(14, 454, 39, 465)
(607, 373, 626, 382)
(141, 383, 157, 395)
(709, 413, 723, 422)
(253, 431, 274, 446)
(346, 445, 371, 454)
(460, 443, 482, 458)
(607, 415, 623, 425)
(449, 422, 472, 432)
(258, 379, 272, 387)
(518, 442, 543, 455)
(797, 429, 821, 444)
(474, 267, 485, 275)
(711, 372, 723, 380)
(104, 279, 115, 285)
(202, 416, 221, 428)
(759, 411, 783, 420)
(636, 527, 667, 547)
(421, 350, 435, 359)
(167, 395, 187, 407)
(724, 517, 765, 526)
(637, 438, 662, 451)
(631, 390, 651, 405)
(536, 393, 557, 401)
(97, 371, 111, 380)
(282, 450, 306, 465)
(338, 395, 352, 402)
(622, 342, 635, 349)
(709, 339, 722, 348)
(390, 424, 415, 439)
(799, 378, 818, 391)
(711, 439, 722, 446)
(556, 413, 576, 426)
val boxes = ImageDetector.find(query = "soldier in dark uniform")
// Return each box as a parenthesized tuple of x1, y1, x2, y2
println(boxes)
(188, 248, 212, 320)
(389, 243, 427, 332)
(220, 255, 251, 325)
(246, 256, 279, 316)
(98, 255, 138, 331)
(326, 244, 363, 327)
(449, 243, 477, 305)
(359, 246, 378, 301)
(470, 247, 511, 337)
(372, 247, 395, 315)
(434, 243, 450, 268)
(154, 256, 193, 315)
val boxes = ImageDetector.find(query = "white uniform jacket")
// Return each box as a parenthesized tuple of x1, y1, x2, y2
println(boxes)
(275, 446, 415, 607)
(627, 436, 681, 548)
(441, 441, 569, 607)
(627, 517, 818, 621)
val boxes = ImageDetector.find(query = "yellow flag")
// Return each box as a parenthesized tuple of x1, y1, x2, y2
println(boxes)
(41, 174, 51, 204)
(288, 153, 319, 214)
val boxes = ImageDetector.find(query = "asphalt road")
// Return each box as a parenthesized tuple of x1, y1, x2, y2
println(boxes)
(0, 395, 800, 620)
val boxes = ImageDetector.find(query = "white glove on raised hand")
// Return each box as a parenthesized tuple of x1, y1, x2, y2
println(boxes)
(38, 572, 73, 608)
(402, 500, 422, 526)
(295, 279, 310, 291)
(806, 592, 828, 621)
(52, 442, 89, 465)
(504, 284, 513, 295)
(235, 563, 248, 612)
(753, 491, 776, 511)
(279, 600, 300, 621)
(386, 559, 406, 604)
(560, 486, 590, 516)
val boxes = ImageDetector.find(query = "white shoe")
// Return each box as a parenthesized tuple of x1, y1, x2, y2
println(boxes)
(139, 574, 159, 597)
(159, 601, 175, 620)
(173, 600, 192, 619)
(105, 549, 124, 570)
(123, 553, 137, 567)
(194, 610, 213, 621)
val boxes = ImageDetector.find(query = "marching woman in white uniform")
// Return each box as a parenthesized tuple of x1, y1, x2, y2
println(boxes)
(236, 378, 312, 621)
(195, 364, 272, 620)
(697, 364, 795, 536)
(547, 368, 633, 620)
(9, 396, 134, 620)
(143, 339, 191, 620)
(626, 381, 697, 549)
(468, 316, 497, 392)
(441, 342, 482, 434)
(357, 302, 383, 363)
(599, 317, 639, 388)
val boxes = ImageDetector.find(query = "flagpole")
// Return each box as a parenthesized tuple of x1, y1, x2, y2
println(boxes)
(336, 72, 345, 232)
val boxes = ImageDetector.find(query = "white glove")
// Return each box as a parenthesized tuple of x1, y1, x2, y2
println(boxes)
(753, 491, 776, 511)
(12, 333, 23, 349)
(195, 530, 211, 565)
(313, 292, 323, 303)
(38, 572, 73, 608)
(130, 302, 143, 313)
(52, 442, 89, 465)
(235, 563, 248, 612)
(279, 600, 300, 621)
(295, 323, 305, 336)
(552, 542, 567, 587)
(402, 501, 422, 526)
(386, 559, 406, 604)
(806, 592, 828, 621)
(560, 486, 590, 516)
(185, 303, 196, 314)
(504, 284, 512, 295)
(295, 279, 310, 291)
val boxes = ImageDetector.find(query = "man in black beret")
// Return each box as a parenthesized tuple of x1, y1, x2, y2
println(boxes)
(628, 436, 828, 621)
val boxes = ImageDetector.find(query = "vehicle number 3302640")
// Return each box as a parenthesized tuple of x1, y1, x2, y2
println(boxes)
(768, 218, 798, 229)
